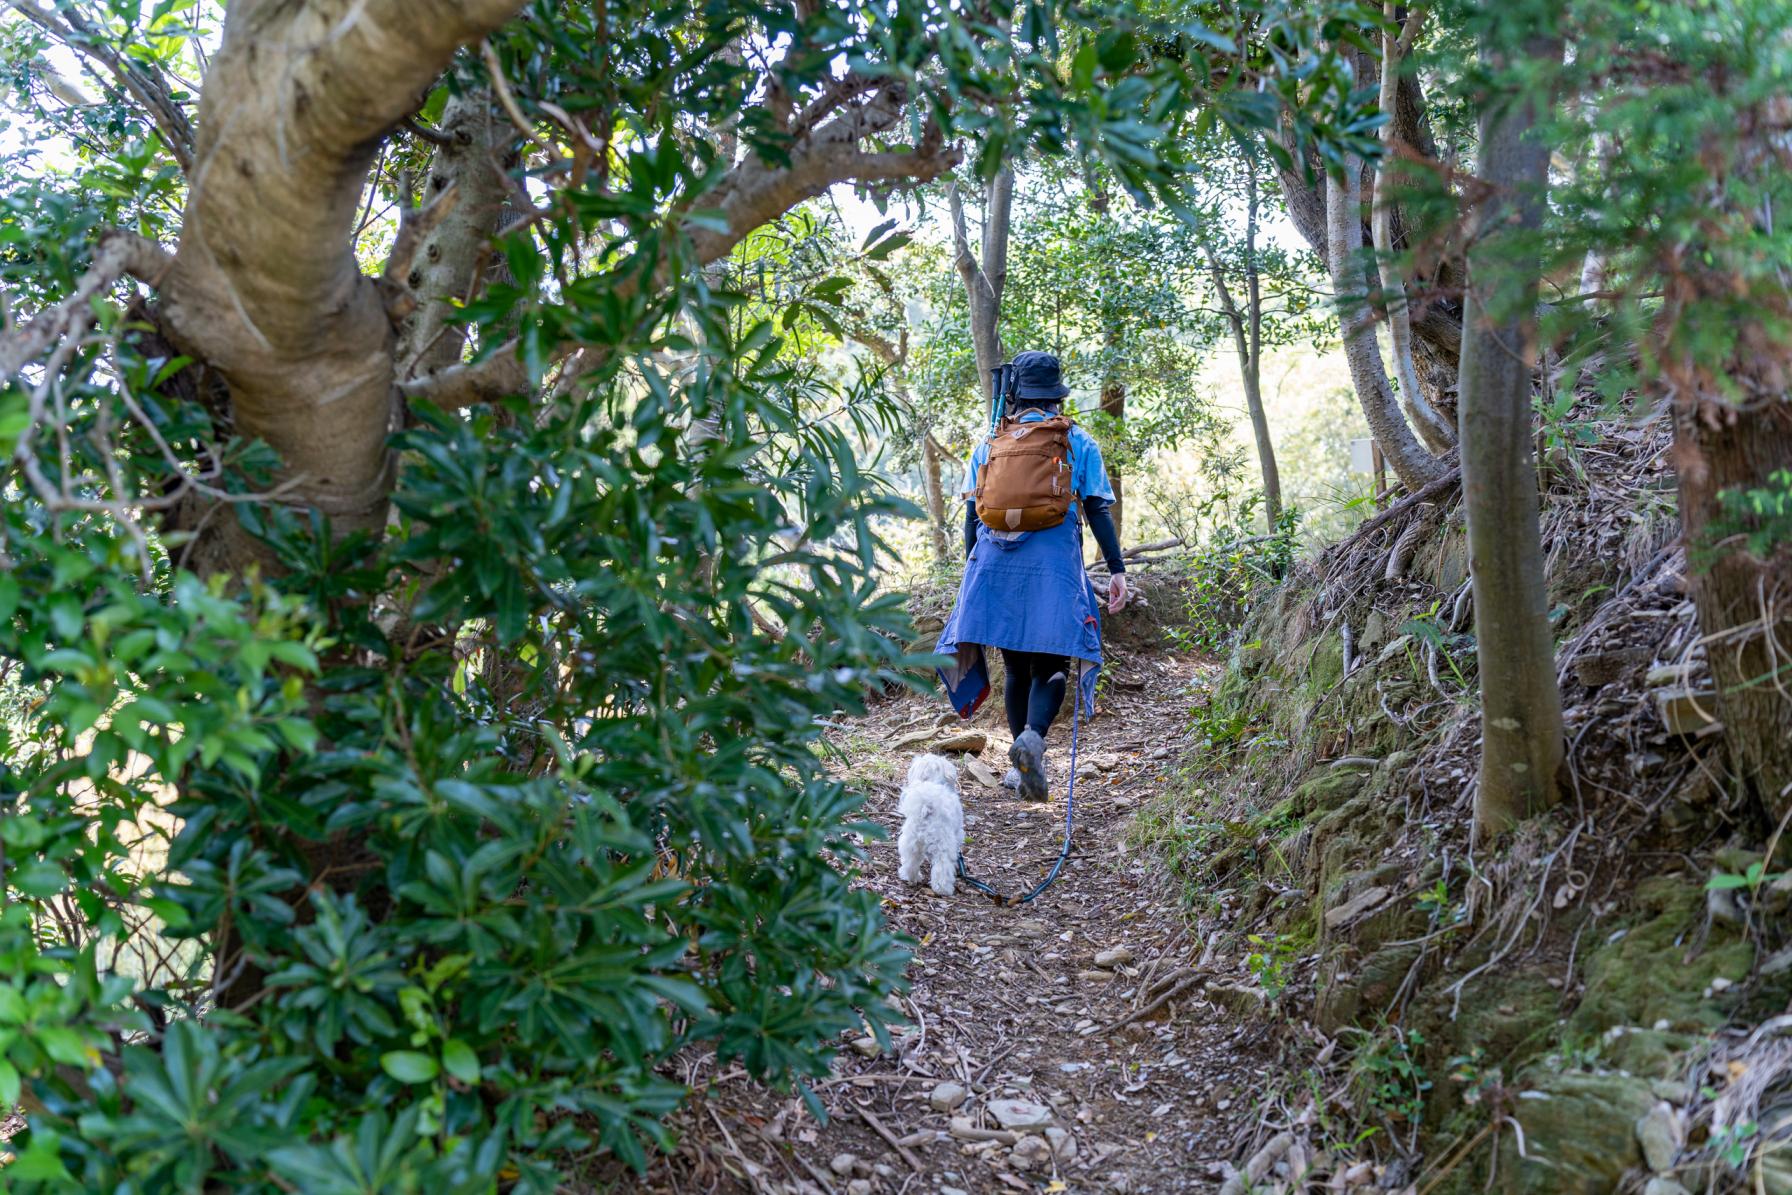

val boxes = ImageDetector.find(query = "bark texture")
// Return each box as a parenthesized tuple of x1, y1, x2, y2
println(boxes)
(158, 0, 530, 569)
(395, 90, 520, 382)
(1326, 153, 1446, 494)
(1373, 4, 1455, 456)
(1577, 127, 1617, 300)
(1460, 35, 1565, 838)
(1671, 402, 1792, 815)
(921, 434, 951, 561)
(1277, 67, 1467, 424)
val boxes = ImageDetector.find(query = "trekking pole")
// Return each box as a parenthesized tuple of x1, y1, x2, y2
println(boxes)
(988, 362, 1012, 435)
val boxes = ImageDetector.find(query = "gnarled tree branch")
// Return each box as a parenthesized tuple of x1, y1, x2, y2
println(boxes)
(402, 93, 959, 410)
(158, 0, 531, 547)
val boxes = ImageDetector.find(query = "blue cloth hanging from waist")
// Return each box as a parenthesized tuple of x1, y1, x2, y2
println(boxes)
(936, 515, 1102, 719)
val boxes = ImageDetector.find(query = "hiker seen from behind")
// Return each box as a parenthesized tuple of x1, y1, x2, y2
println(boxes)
(936, 350, 1128, 800)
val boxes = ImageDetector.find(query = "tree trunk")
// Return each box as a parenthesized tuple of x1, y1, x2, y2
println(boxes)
(1460, 29, 1565, 838)
(949, 170, 1012, 423)
(1205, 163, 1282, 532)
(922, 432, 951, 561)
(146, 0, 532, 1005)
(1373, 3, 1456, 455)
(1099, 373, 1126, 536)
(1326, 151, 1446, 494)
(1243, 165, 1280, 531)
(1672, 404, 1792, 815)
(1578, 126, 1618, 300)
(848, 329, 951, 562)
(1646, 60, 1792, 812)
(395, 89, 520, 381)
(1239, 355, 1279, 532)
(1277, 66, 1466, 420)
(158, 0, 529, 575)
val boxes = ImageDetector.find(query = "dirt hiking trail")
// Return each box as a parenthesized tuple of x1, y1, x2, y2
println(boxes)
(643, 645, 1278, 1195)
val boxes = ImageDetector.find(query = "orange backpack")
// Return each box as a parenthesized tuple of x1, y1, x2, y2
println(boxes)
(974, 414, 1077, 532)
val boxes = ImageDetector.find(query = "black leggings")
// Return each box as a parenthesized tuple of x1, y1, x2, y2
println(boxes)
(999, 649, 1068, 738)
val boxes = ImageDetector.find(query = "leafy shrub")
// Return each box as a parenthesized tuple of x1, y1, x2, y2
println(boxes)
(1168, 492, 1301, 655)
(1354, 1028, 1432, 1123)
(0, 310, 915, 1192)
(1245, 932, 1299, 1002)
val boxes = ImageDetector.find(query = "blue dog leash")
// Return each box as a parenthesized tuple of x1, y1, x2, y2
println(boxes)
(956, 661, 1080, 906)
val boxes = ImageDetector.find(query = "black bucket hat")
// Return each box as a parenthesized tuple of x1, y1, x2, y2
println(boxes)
(1010, 350, 1071, 401)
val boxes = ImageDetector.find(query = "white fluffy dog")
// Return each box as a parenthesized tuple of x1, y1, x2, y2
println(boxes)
(897, 754, 964, 897)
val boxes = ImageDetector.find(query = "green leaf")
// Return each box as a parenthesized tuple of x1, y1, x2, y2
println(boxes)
(380, 1050, 439, 1084)
(0, 1057, 19, 1108)
(421, 85, 449, 124)
(1071, 41, 1097, 91)
(36, 1027, 91, 1068)
(276, 718, 320, 754)
(10, 860, 68, 899)
(864, 230, 911, 261)
(441, 1039, 480, 1084)
(142, 897, 192, 931)
(268, 641, 319, 673)
(7, 1136, 72, 1182)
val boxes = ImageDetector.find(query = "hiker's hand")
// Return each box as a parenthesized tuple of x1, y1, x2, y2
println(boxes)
(1107, 573, 1129, 613)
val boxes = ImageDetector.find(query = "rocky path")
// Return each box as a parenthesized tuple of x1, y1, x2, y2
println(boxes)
(642, 648, 1278, 1195)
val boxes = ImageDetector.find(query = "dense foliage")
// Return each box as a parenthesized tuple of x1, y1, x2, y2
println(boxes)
(0, 0, 1397, 1187)
(0, 224, 925, 1192)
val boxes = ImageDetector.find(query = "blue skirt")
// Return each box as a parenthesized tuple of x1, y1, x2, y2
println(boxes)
(936, 517, 1103, 720)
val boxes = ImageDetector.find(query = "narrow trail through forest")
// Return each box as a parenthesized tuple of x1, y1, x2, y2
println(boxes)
(645, 642, 1273, 1195)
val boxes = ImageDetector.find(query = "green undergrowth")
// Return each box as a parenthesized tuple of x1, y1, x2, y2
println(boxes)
(1132, 497, 1792, 1192)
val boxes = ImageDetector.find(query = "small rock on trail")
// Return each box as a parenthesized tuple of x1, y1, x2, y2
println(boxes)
(929, 1081, 968, 1112)
(1636, 1102, 1684, 1172)
(1009, 1134, 1053, 1168)
(964, 758, 999, 787)
(988, 1098, 1053, 1131)
(935, 729, 989, 754)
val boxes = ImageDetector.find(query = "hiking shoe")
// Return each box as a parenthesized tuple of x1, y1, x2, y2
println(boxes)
(1001, 767, 1022, 790)
(1009, 729, 1048, 801)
